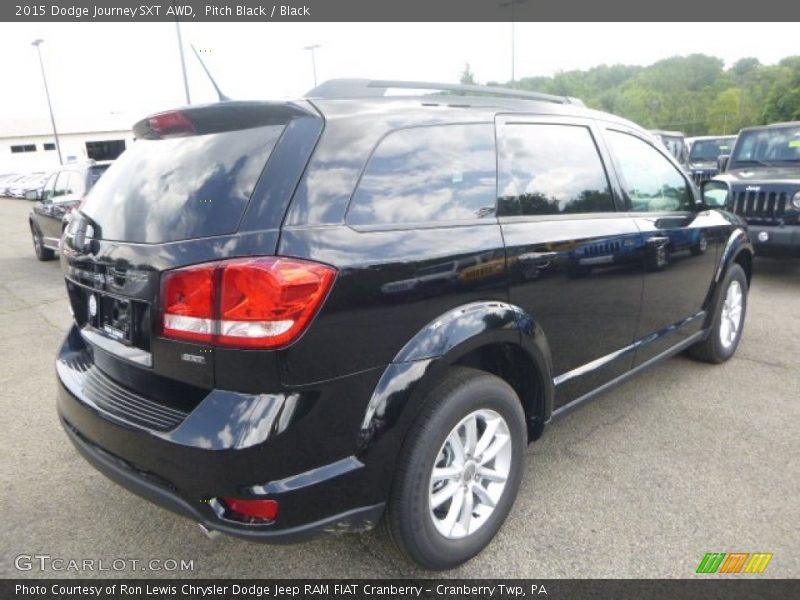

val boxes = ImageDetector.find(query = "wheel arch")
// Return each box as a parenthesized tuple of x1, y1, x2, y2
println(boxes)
(356, 301, 555, 457)
(703, 227, 753, 323)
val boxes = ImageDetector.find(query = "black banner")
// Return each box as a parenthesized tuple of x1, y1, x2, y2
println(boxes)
(3, 0, 800, 22)
(4, 580, 799, 600)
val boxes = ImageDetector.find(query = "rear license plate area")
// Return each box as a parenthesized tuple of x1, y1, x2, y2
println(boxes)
(87, 293, 132, 344)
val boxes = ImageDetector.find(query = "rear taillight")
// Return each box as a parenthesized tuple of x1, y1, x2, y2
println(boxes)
(161, 257, 335, 349)
(148, 111, 196, 138)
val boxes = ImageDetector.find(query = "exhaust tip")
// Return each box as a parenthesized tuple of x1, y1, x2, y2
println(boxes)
(198, 523, 221, 540)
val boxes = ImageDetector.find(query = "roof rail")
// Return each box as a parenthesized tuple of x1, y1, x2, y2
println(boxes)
(305, 78, 585, 106)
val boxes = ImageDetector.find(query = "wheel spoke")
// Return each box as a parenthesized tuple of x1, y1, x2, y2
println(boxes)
(431, 465, 461, 482)
(474, 417, 501, 458)
(472, 482, 496, 508)
(477, 465, 507, 483)
(479, 433, 510, 465)
(719, 319, 731, 345)
(441, 486, 466, 535)
(457, 486, 474, 533)
(430, 481, 460, 509)
(463, 416, 478, 456)
(447, 430, 466, 464)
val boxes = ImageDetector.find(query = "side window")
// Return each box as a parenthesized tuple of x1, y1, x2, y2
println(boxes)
(53, 171, 70, 198)
(41, 174, 57, 203)
(347, 123, 496, 226)
(606, 130, 693, 212)
(497, 123, 615, 216)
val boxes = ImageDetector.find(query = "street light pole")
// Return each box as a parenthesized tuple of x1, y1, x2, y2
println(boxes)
(174, 18, 191, 104)
(511, 2, 515, 84)
(31, 39, 63, 166)
(498, 0, 526, 85)
(304, 44, 321, 87)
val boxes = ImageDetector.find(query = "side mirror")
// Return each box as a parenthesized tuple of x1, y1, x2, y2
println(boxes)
(717, 154, 730, 173)
(25, 189, 40, 201)
(701, 180, 730, 208)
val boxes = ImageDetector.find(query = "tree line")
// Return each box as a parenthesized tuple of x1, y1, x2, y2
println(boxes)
(461, 54, 800, 136)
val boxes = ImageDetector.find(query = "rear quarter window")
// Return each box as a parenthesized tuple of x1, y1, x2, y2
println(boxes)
(346, 123, 497, 226)
(82, 125, 284, 243)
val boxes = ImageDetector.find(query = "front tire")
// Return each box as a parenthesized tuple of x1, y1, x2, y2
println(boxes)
(688, 263, 747, 363)
(385, 367, 526, 570)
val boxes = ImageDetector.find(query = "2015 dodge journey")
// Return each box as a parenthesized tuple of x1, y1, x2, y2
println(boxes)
(57, 79, 752, 570)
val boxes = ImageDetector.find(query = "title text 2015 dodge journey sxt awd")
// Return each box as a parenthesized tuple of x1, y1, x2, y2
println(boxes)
(57, 80, 752, 570)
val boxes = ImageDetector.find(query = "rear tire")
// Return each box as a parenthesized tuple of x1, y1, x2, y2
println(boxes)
(687, 263, 747, 363)
(31, 224, 55, 261)
(385, 367, 526, 570)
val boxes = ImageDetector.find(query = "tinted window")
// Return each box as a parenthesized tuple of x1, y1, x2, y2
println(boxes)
(606, 131, 693, 213)
(498, 123, 614, 216)
(347, 124, 496, 226)
(82, 125, 283, 243)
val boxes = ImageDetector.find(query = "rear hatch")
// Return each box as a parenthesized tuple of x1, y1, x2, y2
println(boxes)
(61, 100, 322, 410)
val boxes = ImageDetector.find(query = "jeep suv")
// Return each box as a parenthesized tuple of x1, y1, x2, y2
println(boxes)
(56, 80, 753, 570)
(706, 122, 800, 257)
(685, 135, 737, 185)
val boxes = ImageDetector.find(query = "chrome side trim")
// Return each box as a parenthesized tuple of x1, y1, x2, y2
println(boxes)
(550, 329, 706, 423)
(553, 311, 705, 386)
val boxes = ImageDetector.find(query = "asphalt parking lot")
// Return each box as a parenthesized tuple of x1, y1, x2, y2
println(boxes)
(0, 195, 797, 579)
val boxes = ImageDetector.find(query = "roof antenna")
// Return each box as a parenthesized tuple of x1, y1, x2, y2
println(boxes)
(190, 44, 230, 102)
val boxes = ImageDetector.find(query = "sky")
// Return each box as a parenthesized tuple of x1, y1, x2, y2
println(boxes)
(0, 22, 797, 127)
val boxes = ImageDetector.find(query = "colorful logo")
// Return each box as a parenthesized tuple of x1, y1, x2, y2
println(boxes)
(696, 552, 773, 574)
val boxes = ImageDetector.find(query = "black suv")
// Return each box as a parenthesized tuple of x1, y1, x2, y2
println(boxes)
(57, 80, 753, 570)
(28, 161, 111, 261)
(706, 122, 800, 257)
(686, 135, 737, 185)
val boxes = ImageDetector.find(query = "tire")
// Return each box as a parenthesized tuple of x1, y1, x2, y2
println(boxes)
(385, 367, 526, 570)
(31, 224, 55, 261)
(687, 263, 747, 363)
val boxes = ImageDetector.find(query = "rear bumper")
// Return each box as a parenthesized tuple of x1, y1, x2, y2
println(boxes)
(747, 224, 800, 257)
(56, 326, 389, 541)
(60, 419, 384, 542)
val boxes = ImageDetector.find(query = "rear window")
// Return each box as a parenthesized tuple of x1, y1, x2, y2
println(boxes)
(82, 125, 284, 243)
(347, 123, 497, 226)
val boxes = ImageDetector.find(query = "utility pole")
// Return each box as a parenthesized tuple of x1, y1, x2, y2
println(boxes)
(304, 44, 321, 87)
(31, 39, 62, 166)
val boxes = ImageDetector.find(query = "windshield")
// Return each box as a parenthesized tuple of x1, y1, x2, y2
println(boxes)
(689, 138, 735, 161)
(731, 126, 800, 167)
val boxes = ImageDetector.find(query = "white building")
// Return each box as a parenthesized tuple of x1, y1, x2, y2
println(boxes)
(0, 113, 135, 175)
